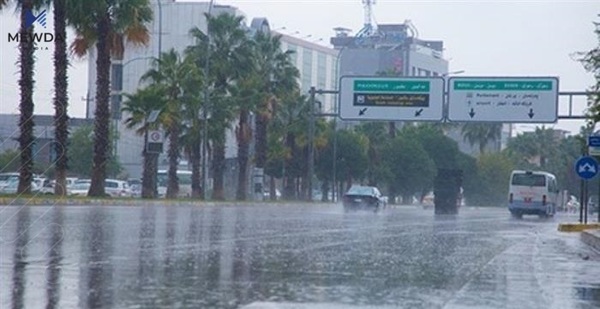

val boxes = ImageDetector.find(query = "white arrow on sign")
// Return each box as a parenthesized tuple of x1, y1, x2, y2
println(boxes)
(579, 163, 596, 174)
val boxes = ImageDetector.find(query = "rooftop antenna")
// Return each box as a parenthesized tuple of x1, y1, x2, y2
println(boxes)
(362, 0, 375, 35)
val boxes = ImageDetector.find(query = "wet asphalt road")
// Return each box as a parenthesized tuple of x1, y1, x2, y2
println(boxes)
(1, 204, 599, 309)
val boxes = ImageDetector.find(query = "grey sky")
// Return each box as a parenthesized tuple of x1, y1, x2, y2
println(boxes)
(0, 0, 598, 134)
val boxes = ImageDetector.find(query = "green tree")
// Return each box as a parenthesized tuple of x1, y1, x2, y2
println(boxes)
(461, 123, 503, 155)
(68, 125, 121, 178)
(384, 135, 436, 203)
(121, 86, 164, 198)
(68, 0, 153, 197)
(192, 13, 255, 200)
(469, 152, 514, 206)
(334, 129, 369, 193)
(252, 31, 299, 173)
(141, 49, 199, 199)
(0, 149, 21, 173)
(355, 122, 390, 187)
(578, 17, 600, 124)
(400, 124, 462, 200)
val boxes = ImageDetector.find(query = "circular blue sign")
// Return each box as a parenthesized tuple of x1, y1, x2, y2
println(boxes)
(575, 156, 599, 180)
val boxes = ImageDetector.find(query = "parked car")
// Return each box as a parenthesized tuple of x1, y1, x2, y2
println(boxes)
(342, 185, 386, 212)
(127, 179, 141, 198)
(263, 189, 282, 200)
(0, 180, 40, 194)
(105, 179, 132, 197)
(69, 182, 90, 197)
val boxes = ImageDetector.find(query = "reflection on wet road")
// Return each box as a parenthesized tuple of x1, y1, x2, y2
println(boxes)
(1, 204, 599, 308)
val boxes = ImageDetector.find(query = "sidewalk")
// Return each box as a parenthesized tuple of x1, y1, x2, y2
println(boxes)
(581, 229, 600, 252)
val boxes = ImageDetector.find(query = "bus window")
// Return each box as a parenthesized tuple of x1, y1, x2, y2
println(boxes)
(512, 173, 546, 187)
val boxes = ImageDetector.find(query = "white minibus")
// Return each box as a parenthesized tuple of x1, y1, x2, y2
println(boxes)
(508, 170, 559, 218)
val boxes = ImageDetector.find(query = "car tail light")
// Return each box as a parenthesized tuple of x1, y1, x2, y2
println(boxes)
(509, 193, 513, 203)
(542, 195, 547, 206)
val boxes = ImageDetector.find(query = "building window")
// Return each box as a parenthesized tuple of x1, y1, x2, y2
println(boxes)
(317, 53, 326, 90)
(302, 49, 313, 92)
(287, 44, 297, 66)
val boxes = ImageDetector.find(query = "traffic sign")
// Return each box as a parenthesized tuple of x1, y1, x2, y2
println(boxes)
(338, 76, 445, 121)
(447, 77, 559, 123)
(589, 136, 600, 156)
(589, 136, 600, 147)
(575, 156, 598, 180)
(147, 130, 164, 154)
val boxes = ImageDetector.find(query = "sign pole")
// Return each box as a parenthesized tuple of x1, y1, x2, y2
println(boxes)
(580, 178, 584, 223)
(575, 155, 599, 223)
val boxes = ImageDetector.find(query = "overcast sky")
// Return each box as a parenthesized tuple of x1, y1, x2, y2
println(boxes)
(0, 0, 598, 134)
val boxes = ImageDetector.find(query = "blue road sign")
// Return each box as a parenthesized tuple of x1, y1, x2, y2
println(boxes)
(589, 136, 600, 147)
(575, 156, 599, 180)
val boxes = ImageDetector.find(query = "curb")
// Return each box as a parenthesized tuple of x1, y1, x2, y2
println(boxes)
(0, 197, 337, 207)
(558, 223, 600, 232)
(581, 229, 600, 252)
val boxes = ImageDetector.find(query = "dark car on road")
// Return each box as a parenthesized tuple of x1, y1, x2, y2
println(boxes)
(343, 185, 386, 212)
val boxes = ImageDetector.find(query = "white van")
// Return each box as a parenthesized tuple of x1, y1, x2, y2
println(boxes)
(508, 170, 559, 218)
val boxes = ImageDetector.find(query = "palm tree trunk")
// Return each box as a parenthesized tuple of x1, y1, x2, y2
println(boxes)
(141, 130, 156, 199)
(236, 109, 250, 200)
(166, 122, 180, 199)
(212, 133, 226, 200)
(17, 0, 35, 195)
(388, 122, 396, 138)
(191, 136, 201, 199)
(53, 0, 69, 196)
(88, 13, 111, 197)
(255, 113, 268, 168)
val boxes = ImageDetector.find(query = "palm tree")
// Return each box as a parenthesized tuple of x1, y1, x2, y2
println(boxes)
(179, 57, 205, 199)
(121, 86, 164, 198)
(188, 13, 252, 200)
(1, 0, 42, 194)
(141, 49, 199, 199)
(461, 123, 503, 155)
(231, 73, 260, 200)
(253, 31, 299, 173)
(52, 0, 69, 196)
(272, 92, 310, 199)
(68, 0, 153, 197)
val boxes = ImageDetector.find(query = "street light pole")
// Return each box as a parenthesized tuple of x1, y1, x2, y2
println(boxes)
(332, 46, 347, 203)
(202, 0, 215, 200)
(308, 87, 316, 202)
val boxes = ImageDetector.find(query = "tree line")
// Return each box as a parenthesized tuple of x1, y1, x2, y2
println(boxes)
(2, 0, 599, 203)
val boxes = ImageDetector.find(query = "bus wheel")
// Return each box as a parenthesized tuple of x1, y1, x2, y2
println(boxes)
(511, 211, 522, 219)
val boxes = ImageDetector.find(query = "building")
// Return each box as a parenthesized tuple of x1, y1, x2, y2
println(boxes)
(0, 114, 92, 168)
(274, 32, 338, 114)
(332, 22, 448, 80)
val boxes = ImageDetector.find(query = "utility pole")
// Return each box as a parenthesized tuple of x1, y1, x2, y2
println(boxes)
(308, 87, 316, 202)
